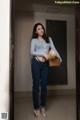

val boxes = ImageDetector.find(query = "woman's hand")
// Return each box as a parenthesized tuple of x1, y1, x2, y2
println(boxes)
(43, 54, 49, 60)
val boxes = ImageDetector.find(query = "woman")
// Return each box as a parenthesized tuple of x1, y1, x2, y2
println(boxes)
(30, 23, 62, 118)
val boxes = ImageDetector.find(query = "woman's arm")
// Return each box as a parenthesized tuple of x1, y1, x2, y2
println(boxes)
(49, 37, 62, 62)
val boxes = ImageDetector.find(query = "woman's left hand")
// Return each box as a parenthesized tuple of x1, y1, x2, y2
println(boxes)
(43, 54, 49, 60)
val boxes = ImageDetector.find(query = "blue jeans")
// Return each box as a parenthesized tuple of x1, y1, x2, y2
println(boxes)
(31, 57, 49, 109)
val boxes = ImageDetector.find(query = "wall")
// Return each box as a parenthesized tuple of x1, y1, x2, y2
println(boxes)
(14, 12, 34, 91)
(0, 0, 10, 119)
(14, 7, 76, 92)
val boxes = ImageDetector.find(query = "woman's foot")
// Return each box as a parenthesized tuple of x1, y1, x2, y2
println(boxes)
(34, 109, 41, 118)
(40, 107, 46, 117)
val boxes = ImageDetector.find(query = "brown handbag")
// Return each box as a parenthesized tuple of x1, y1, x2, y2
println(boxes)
(48, 49, 61, 67)
(49, 57, 61, 67)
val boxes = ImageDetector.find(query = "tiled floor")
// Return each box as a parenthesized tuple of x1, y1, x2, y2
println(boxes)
(14, 95, 76, 120)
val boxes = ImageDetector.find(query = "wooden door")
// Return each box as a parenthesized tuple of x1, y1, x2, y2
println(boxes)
(9, 0, 15, 120)
(75, 5, 80, 120)
(46, 20, 67, 85)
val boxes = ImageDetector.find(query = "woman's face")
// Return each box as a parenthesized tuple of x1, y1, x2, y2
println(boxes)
(36, 25, 44, 37)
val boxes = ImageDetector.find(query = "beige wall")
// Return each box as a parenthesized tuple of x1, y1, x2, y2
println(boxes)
(14, 12, 34, 91)
(14, 8, 76, 92)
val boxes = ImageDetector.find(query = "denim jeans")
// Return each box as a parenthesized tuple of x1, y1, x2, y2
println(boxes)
(31, 57, 49, 109)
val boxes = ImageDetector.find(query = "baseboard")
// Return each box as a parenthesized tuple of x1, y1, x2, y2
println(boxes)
(14, 89, 76, 99)
(47, 89, 76, 96)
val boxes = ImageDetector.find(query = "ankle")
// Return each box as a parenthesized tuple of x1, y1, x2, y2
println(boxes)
(34, 109, 41, 117)
(41, 107, 46, 117)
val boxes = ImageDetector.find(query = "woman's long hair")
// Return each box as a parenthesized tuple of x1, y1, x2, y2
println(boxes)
(31, 23, 49, 43)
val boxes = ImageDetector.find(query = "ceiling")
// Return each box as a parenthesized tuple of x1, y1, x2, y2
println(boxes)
(14, 0, 76, 13)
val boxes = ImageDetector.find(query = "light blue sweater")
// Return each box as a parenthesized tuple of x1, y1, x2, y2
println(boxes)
(31, 37, 62, 62)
